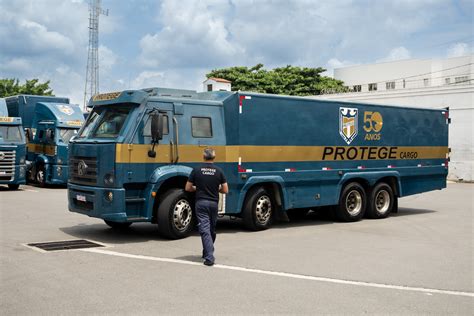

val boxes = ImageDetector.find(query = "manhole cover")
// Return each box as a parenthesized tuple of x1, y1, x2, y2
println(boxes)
(27, 239, 104, 251)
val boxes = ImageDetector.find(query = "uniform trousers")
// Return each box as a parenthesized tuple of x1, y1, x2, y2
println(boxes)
(195, 199, 218, 262)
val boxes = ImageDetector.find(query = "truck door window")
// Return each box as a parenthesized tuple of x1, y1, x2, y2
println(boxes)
(191, 117, 212, 138)
(143, 115, 169, 136)
(78, 111, 99, 138)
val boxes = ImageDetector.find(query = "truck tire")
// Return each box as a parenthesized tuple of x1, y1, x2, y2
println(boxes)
(36, 165, 46, 187)
(157, 189, 194, 239)
(242, 187, 274, 231)
(104, 220, 132, 229)
(336, 182, 366, 222)
(8, 184, 20, 190)
(366, 182, 394, 219)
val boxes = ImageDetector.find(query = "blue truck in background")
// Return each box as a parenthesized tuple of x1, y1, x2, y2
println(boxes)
(6, 95, 84, 186)
(68, 88, 449, 239)
(0, 98, 26, 190)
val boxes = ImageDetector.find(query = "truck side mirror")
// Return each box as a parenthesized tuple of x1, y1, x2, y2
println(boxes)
(46, 129, 55, 142)
(25, 128, 33, 142)
(148, 113, 164, 158)
(151, 113, 164, 142)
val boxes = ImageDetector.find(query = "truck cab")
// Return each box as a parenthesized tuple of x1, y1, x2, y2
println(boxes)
(0, 98, 26, 190)
(6, 95, 84, 186)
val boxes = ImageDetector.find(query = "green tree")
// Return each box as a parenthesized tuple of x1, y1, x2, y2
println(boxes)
(206, 64, 348, 95)
(0, 78, 54, 97)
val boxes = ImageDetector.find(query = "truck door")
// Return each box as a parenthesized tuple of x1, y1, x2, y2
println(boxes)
(141, 102, 174, 163)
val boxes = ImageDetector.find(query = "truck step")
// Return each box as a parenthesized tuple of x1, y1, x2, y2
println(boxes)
(126, 217, 147, 221)
(125, 197, 146, 203)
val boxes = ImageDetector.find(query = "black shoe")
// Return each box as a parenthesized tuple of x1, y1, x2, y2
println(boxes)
(203, 260, 214, 266)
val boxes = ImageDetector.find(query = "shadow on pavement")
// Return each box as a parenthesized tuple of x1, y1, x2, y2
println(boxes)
(60, 206, 435, 245)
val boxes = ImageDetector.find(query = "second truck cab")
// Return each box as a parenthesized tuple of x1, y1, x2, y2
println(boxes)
(6, 95, 84, 186)
(0, 98, 26, 190)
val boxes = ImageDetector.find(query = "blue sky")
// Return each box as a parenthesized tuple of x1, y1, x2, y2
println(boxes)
(0, 0, 472, 105)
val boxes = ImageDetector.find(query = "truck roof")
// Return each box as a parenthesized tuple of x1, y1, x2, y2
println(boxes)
(35, 102, 84, 128)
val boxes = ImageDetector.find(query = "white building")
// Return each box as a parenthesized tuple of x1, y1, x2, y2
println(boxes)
(203, 77, 232, 92)
(314, 55, 473, 182)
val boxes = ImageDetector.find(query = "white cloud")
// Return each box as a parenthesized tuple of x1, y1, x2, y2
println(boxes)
(99, 45, 118, 70)
(377, 47, 412, 63)
(447, 43, 472, 58)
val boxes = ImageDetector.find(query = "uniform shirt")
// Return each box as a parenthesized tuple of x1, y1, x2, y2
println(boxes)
(188, 163, 227, 202)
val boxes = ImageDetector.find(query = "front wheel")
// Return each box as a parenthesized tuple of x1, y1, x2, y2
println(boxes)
(157, 189, 194, 239)
(242, 187, 274, 231)
(336, 182, 366, 222)
(36, 165, 46, 187)
(8, 184, 20, 190)
(366, 183, 394, 219)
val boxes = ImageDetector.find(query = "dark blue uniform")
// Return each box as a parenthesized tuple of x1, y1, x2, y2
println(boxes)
(188, 163, 226, 263)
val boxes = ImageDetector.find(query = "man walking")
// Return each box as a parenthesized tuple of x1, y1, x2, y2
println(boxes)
(185, 148, 228, 266)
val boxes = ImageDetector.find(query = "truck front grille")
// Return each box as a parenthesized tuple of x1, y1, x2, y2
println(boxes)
(0, 150, 15, 181)
(70, 156, 98, 185)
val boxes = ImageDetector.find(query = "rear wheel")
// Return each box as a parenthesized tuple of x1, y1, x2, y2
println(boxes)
(336, 182, 366, 222)
(157, 189, 194, 239)
(366, 182, 394, 219)
(8, 184, 20, 190)
(242, 187, 274, 231)
(104, 220, 132, 229)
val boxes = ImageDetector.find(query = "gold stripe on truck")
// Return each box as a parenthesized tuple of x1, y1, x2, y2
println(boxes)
(115, 144, 448, 163)
(27, 143, 57, 156)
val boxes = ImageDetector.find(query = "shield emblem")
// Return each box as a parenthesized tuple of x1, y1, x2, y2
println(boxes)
(58, 105, 74, 116)
(339, 107, 358, 144)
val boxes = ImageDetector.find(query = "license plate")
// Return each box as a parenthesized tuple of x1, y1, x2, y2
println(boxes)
(76, 194, 87, 202)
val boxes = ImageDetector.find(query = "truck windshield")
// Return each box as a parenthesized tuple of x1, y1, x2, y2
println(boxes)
(78, 105, 133, 139)
(58, 128, 78, 144)
(0, 125, 24, 143)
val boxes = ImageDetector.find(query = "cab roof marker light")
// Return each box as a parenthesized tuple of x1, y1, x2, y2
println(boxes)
(322, 167, 332, 171)
(357, 166, 365, 169)
(387, 165, 394, 168)
(417, 164, 423, 167)
(285, 168, 296, 172)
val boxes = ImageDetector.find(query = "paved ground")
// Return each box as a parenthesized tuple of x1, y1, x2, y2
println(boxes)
(0, 182, 472, 315)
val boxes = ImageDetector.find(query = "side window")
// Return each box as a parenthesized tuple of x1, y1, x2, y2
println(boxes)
(143, 115, 169, 136)
(191, 117, 212, 138)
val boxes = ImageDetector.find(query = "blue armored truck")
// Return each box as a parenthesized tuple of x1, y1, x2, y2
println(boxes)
(68, 88, 449, 238)
(0, 98, 26, 190)
(6, 95, 84, 186)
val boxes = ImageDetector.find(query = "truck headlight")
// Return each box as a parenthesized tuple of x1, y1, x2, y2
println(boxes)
(20, 157, 25, 164)
(104, 191, 113, 202)
(104, 173, 115, 186)
(58, 158, 63, 165)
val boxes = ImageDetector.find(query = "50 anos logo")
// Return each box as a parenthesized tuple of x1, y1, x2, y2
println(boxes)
(339, 108, 384, 144)
(363, 111, 383, 141)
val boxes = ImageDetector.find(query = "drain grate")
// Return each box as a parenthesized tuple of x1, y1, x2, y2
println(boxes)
(27, 239, 104, 251)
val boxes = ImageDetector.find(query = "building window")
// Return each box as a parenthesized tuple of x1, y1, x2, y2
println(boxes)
(207, 84, 213, 91)
(455, 76, 469, 84)
(423, 78, 430, 87)
(386, 81, 395, 90)
(368, 83, 377, 91)
(445, 78, 451, 85)
(353, 85, 361, 92)
(403, 79, 406, 88)
(191, 117, 213, 138)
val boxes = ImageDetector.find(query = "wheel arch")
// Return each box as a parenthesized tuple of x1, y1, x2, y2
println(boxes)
(336, 171, 402, 201)
(237, 176, 289, 214)
(148, 165, 193, 223)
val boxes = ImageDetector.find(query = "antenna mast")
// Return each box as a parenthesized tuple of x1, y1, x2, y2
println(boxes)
(84, 0, 108, 110)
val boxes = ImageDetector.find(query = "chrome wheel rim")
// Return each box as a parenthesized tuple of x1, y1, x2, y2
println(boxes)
(173, 199, 192, 231)
(36, 170, 44, 184)
(375, 190, 390, 214)
(345, 190, 362, 216)
(255, 195, 272, 225)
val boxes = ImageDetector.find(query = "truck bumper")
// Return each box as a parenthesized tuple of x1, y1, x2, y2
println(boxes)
(68, 183, 128, 222)
(0, 164, 26, 185)
(46, 164, 69, 185)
